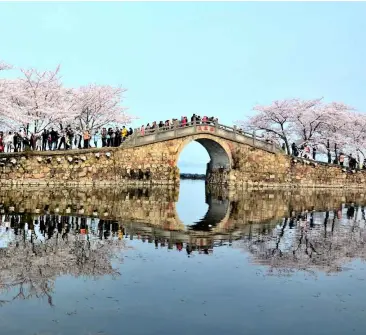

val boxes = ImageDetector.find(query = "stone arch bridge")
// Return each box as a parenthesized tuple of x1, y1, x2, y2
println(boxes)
(0, 122, 366, 188)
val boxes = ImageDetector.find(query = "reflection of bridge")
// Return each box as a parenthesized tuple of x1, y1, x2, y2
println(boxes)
(1, 185, 366, 277)
(1, 185, 366, 236)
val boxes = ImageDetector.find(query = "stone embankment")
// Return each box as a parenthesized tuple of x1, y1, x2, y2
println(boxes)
(208, 145, 366, 189)
(180, 173, 206, 180)
(1, 130, 366, 189)
(0, 145, 178, 187)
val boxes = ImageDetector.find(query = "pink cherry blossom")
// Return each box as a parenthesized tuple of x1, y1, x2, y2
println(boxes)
(0, 60, 136, 133)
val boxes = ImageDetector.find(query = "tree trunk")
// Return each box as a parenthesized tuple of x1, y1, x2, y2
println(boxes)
(334, 143, 338, 164)
(327, 140, 331, 163)
(284, 137, 290, 156)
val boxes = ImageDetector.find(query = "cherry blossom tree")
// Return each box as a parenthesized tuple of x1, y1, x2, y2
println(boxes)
(0, 60, 135, 134)
(71, 84, 134, 132)
(0, 65, 72, 133)
(341, 112, 366, 162)
(10, 65, 72, 133)
(0, 61, 14, 130)
(313, 103, 355, 162)
(290, 98, 325, 145)
(237, 99, 295, 154)
(0, 61, 12, 71)
(240, 98, 360, 160)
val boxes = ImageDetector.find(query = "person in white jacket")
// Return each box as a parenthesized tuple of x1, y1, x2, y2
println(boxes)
(4, 132, 13, 152)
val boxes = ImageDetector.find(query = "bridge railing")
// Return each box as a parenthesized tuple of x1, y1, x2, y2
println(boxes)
(0, 121, 280, 157)
(127, 121, 280, 153)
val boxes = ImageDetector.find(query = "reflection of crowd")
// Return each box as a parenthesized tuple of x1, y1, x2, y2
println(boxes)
(0, 212, 215, 255)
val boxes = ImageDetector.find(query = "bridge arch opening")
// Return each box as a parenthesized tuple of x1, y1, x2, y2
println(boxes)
(177, 136, 232, 176)
(176, 181, 231, 231)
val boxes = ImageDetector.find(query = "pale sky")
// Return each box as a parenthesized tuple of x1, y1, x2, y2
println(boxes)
(1, 2, 365, 173)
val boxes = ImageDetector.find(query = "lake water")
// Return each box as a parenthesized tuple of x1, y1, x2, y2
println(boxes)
(0, 180, 366, 335)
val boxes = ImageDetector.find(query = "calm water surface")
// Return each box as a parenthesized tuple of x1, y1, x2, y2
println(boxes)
(0, 181, 366, 335)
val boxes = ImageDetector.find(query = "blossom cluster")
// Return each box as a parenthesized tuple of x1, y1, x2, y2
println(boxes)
(237, 98, 365, 160)
(0, 60, 135, 134)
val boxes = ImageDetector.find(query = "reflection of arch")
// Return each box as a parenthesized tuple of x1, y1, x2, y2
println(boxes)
(177, 134, 232, 171)
(174, 186, 231, 231)
(187, 192, 231, 231)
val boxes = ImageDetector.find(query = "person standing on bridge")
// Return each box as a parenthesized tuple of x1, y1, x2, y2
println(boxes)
(312, 146, 317, 160)
(107, 128, 113, 147)
(0, 132, 4, 153)
(339, 152, 345, 166)
(50, 128, 58, 151)
(83, 129, 91, 149)
(4, 132, 13, 152)
(121, 126, 128, 142)
(58, 128, 67, 150)
(41, 129, 48, 151)
(93, 130, 100, 148)
(140, 125, 145, 136)
(110, 128, 116, 146)
(115, 127, 121, 146)
(181, 116, 187, 127)
(101, 128, 107, 147)
(291, 143, 299, 157)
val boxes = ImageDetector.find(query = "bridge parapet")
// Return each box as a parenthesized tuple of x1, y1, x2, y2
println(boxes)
(128, 122, 279, 154)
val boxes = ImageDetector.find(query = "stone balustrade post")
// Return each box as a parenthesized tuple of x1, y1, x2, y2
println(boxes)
(174, 120, 178, 137)
(155, 125, 160, 140)
(252, 131, 256, 146)
(232, 125, 237, 139)
(133, 128, 138, 145)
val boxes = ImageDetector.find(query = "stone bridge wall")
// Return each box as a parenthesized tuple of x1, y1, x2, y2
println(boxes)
(0, 143, 180, 186)
(208, 141, 366, 188)
(1, 131, 366, 188)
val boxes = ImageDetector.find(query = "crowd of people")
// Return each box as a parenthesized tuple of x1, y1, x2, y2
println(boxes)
(139, 114, 219, 135)
(0, 126, 134, 153)
(291, 142, 365, 169)
(2, 115, 362, 170)
(0, 114, 218, 153)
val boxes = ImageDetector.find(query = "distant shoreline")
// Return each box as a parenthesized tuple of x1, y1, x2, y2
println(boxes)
(180, 173, 206, 180)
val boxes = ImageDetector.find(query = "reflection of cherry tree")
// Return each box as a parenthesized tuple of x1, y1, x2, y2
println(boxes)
(0, 230, 125, 306)
(238, 211, 366, 275)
